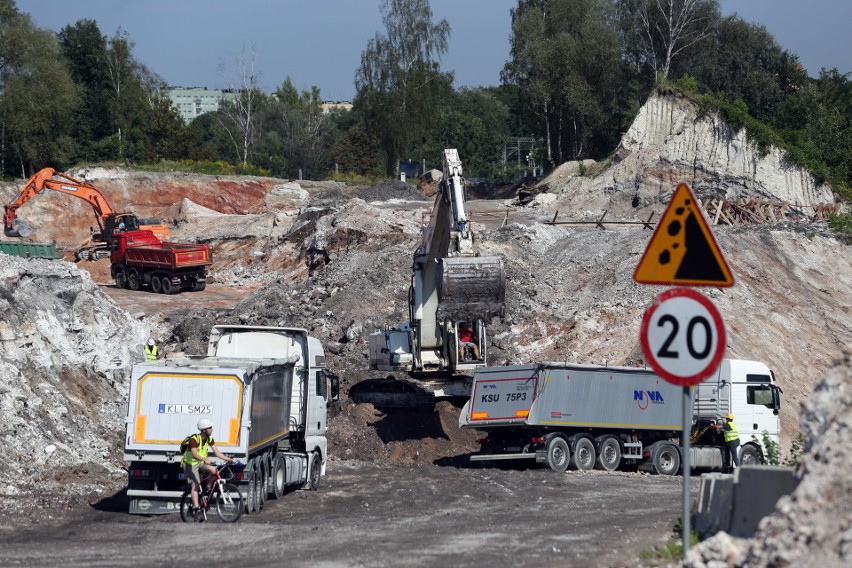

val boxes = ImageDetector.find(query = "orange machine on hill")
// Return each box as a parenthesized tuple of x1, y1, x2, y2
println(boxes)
(3, 168, 169, 260)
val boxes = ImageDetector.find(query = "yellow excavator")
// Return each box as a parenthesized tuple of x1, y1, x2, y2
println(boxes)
(3, 168, 169, 260)
(356, 149, 506, 408)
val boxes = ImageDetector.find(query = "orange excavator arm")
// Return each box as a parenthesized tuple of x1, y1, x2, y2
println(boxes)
(4, 168, 117, 237)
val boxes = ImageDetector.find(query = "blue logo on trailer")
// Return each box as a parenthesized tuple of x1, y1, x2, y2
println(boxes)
(158, 404, 166, 413)
(634, 390, 665, 410)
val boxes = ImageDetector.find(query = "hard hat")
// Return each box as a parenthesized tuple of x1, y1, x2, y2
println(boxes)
(147, 338, 155, 346)
(197, 418, 213, 430)
(725, 413, 734, 420)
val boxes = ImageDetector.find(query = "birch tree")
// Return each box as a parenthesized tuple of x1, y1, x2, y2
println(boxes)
(219, 44, 263, 165)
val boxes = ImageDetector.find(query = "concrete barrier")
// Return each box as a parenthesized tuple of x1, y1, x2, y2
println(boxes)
(694, 465, 798, 539)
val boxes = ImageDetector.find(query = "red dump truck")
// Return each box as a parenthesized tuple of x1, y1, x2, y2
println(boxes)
(110, 230, 211, 294)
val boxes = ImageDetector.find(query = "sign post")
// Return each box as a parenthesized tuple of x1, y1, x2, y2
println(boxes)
(633, 182, 734, 557)
(641, 288, 726, 555)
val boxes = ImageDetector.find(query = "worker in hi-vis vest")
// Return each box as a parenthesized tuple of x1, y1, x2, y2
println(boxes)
(144, 338, 158, 361)
(713, 413, 740, 470)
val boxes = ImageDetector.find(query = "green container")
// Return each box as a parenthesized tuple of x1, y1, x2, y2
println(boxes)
(0, 241, 60, 259)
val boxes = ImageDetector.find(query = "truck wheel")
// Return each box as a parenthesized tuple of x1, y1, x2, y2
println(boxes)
(595, 436, 622, 471)
(271, 454, 286, 499)
(114, 271, 127, 289)
(127, 270, 141, 291)
(740, 444, 761, 465)
(308, 452, 322, 491)
(160, 277, 175, 295)
(652, 444, 681, 476)
(150, 275, 162, 294)
(570, 437, 596, 471)
(193, 280, 207, 292)
(545, 436, 570, 473)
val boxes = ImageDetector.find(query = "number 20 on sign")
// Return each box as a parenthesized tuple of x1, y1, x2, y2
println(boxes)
(639, 288, 726, 386)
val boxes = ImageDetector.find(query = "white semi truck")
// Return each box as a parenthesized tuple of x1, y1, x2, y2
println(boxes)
(459, 359, 781, 474)
(124, 325, 339, 514)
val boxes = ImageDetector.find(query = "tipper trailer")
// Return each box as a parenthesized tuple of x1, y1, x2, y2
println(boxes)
(459, 359, 781, 474)
(110, 230, 211, 294)
(124, 325, 339, 515)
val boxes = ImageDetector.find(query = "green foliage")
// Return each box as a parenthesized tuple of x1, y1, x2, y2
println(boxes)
(783, 434, 805, 467)
(135, 159, 271, 177)
(638, 519, 699, 563)
(751, 431, 805, 466)
(325, 171, 384, 186)
(829, 213, 852, 244)
(673, 74, 698, 93)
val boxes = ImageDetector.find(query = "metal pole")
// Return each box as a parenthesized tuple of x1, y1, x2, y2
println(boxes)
(682, 385, 691, 556)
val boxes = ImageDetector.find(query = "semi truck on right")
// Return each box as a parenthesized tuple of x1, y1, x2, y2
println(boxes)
(459, 359, 782, 474)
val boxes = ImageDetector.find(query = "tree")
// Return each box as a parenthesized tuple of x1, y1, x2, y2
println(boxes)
(626, 0, 719, 80)
(683, 15, 805, 121)
(354, 0, 452, 175)
(503, 0, 625, 165)
(218, 44, 264, 165)
(58, 19, 112, 160)
(0, 5, 79, 176)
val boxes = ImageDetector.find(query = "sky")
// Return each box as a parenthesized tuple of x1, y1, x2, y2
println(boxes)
(16, 0, 852, 101)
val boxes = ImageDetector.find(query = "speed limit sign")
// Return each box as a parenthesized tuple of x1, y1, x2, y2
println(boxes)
(640, 288, 726, 386)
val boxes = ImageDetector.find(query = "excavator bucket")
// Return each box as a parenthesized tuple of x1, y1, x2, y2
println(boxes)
(4, 216, 37, 238)
(437, 256, 506, 322)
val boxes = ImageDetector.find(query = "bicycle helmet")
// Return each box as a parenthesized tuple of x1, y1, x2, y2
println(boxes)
(197, 418, 213, 430)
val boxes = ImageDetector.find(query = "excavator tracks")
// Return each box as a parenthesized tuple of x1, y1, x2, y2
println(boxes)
(349, 376, 440, 411)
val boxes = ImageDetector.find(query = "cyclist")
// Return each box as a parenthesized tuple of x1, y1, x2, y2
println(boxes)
(183, 418, 235, 520)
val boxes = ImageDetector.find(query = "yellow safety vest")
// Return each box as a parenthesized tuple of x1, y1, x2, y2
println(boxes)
(145, 345, 158, 361)
(723, 420, 739, 442)
(182, 434, 212, 465)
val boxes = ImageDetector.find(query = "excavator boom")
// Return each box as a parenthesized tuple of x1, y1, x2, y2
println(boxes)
(4, 168, 115, 237)
(3, 168, 168, 257)
(362, 149, 507, 408)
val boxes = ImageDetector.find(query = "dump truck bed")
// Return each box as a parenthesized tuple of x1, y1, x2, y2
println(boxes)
(461, 363, 687, 430)
(123, 241, 211, 271)
(124, 356, 295, 460)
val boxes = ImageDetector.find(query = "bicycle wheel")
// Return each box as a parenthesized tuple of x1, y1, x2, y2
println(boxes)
(179, 487, 194, 522)
(215, 483, 244, 523)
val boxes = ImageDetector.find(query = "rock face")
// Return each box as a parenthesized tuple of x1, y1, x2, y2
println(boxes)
(537, 90, 838, 219)
(0, 256, 152, 504)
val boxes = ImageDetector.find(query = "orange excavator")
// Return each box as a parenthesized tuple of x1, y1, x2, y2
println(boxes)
(3, 168, 169, 260)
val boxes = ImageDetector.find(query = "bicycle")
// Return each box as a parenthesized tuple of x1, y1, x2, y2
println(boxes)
(179, 462, 244, 523)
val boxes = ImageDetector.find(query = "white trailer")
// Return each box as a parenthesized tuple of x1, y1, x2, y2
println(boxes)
(459, 359, 781, 474)
(124, 325, 339, 514)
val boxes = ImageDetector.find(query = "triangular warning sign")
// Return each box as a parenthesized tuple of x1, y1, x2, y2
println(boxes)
(634, 183, 734, 287)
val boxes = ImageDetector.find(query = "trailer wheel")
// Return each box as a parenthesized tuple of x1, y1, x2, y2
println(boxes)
(740, 444, 761, 465)
(127, 269, 141, 291)
(256, 459, 267, 510)
(595, 436, 622, 471)
(271, 454, 286, 499)
(245, 461, 257, 513)
(150, 275, 162, 294)
(308, 451, 322, 491)
(652, 444, 681, 476)
(545, 436, 570, 473)
(570, 437, 596, 471)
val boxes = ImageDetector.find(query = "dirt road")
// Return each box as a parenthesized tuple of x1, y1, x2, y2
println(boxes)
(0, 462, 688, 568)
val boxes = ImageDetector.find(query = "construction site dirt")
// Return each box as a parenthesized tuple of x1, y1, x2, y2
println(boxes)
(0, 461, 689, 568)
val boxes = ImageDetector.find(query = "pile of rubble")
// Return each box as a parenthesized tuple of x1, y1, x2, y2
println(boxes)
(0, 256, 158, 520)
